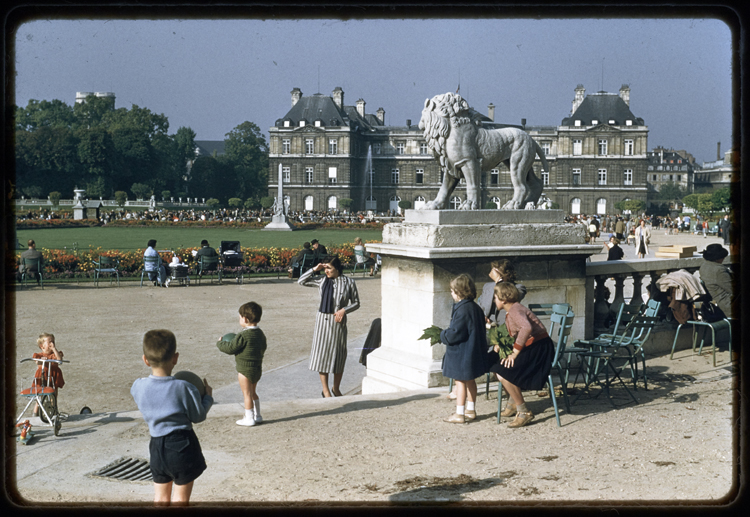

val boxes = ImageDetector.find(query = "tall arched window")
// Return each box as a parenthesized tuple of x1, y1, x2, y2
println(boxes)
(327, 195, 337, 211)
(450, 196, 461, 209)
(571, 198, 581, 215)
(304, 195, 314, 211)
(414, 196, 426, 210)
(365, 196, 377, 210)
(596, 198, 607, 215)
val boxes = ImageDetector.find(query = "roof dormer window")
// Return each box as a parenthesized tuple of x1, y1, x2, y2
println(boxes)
(626, 120, 633, 126)
(299, 120, 306, 127)
(608, 119, 615, 125)
(283, 120, 291, 127)
(574, 120, 581, 127)
(592, 119, 598, 125)
(314, 120, 323, 127)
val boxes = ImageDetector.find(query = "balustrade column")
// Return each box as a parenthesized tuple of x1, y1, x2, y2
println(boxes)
(610, 274, 627, 319)
(593, 275, 610, 332)
(631, 273, 646, 305)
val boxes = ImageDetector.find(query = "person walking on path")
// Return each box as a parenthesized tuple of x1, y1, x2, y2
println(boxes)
(718, 214, 731, 246)
(634, 219, 651, 259)
(299, 257, 360, 398)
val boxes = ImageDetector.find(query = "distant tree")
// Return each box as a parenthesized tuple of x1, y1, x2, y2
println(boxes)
(339, 198, 353, 211)
(654, 181, 685, 203)
(23, 185, 42, 198)
(48, 191, 62, 207)
(260, 196, 275, 209)
(615, 199, 646, 214)
(244, 197, 260, 210)
(223, 121, 269, 201)
(484, 201, 497, 209)
(711, 187, 731, 213)
(206, 198, 220, 209)
(161, 190, 171, 201)
(131, 182, 152, 200)
(77, 127, 117, 197)
(72, 95, 116, 130)
(398, 200, 412, 210)
(16, 99, 75, 131)
(682, 193, 715, 218)
(114, 191, 128, 207)
(228, 197, 243, 208)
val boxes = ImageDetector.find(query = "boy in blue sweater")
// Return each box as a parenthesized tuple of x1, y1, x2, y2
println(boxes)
(131, 329, 213, 506)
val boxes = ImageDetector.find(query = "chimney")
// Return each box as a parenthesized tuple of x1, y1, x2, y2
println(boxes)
(521, 118, 526, 129)
(291, 87, 302, 107)
(332, 87, 344, 109)
(717, 142, 721, 161)
(406, 119, 411, 128)
(376, 107, 385, 124)
(488, 103, 495, 122)
(619, 84, 630, 106)
(571, 84, 585, 115)
(356, 98, 366, 117)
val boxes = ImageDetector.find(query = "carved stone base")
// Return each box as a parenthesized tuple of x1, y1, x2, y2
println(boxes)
(263, 215, 296, 231)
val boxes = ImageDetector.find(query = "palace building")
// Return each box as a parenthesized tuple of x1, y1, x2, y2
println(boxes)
(268, 84, 650, 215)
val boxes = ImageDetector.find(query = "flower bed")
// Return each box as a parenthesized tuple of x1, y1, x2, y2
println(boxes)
(9, 242, 369, 282)
(15, 219, 102, 229)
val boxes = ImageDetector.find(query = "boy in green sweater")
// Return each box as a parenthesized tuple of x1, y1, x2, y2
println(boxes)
(217, 302, 267, 426)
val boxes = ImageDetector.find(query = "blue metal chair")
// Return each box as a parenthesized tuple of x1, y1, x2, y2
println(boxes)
(93, 256, 120, 287)
(570, 303, 640, 407)
(670, 304, 732, 367)
(140, 256, 164, 287)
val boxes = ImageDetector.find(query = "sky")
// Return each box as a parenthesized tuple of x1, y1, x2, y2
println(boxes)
(11, 15, 735, 164)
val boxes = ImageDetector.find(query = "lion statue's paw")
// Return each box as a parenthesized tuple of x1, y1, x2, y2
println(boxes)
(458, 200, 478, 210)
(501, 200, 521, 210)
(524, 202, 537, 210)
(422, 200, 443, 210)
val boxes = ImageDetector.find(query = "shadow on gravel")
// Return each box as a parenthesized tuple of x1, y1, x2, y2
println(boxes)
(266, 393, 440, 425)
(386, 473, 513, 501)
(514, 364, 710, 427)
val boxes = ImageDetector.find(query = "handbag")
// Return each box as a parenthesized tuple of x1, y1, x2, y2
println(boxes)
(697, 301, 726, 323)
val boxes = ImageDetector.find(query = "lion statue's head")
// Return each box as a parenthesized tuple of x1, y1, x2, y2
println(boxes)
(418, 92, 483, 172)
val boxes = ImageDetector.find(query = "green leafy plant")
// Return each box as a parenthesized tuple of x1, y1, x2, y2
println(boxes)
(418, 325, 443, 346)
(488, 323, 515, 360)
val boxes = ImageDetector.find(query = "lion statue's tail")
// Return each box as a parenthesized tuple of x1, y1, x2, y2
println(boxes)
(525, 139, 549, 207)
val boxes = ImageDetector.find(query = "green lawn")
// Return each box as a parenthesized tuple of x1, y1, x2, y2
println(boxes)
(14, 227, 384, 251)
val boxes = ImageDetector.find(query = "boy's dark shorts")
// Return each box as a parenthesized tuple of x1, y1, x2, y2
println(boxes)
(149, 429, 206, 485)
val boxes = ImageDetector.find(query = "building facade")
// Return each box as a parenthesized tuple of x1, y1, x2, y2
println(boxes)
(693, 148, 736, 192)
(268, 85, 650, 215)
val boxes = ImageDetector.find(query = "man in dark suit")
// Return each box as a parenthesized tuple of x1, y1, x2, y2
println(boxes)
(311, 239, 328, 265)
(288, 242, 315, 278)
(18, 239, 43, 282)
(195, 239, 219, 273)
(718, 215, 731, 246)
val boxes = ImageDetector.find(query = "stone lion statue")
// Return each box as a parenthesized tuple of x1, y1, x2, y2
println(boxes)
(418, 92, 549, 210)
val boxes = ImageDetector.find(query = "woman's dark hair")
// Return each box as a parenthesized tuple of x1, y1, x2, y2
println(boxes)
(490, 259, 517, 283)
(326, 256, 343, 272)
(303, 242, 311, 249)
(147, 239, 157, 248)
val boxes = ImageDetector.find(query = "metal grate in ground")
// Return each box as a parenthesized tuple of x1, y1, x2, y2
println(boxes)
(90, 457, 152, 482)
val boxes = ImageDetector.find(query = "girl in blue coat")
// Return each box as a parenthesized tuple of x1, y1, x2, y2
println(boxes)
(440, 274, 489, 424)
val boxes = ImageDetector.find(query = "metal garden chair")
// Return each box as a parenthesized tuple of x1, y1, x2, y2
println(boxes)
(140, 256, 164, 287)
(93, 256, 120, 287)
(21, 257, 44, 289)
(196, 255, 221, 285)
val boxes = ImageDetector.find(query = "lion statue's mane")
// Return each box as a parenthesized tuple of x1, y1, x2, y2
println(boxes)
(418, 92, 549, 210)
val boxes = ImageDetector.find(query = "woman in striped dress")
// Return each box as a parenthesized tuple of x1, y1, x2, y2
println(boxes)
(299, 256, 360, 397)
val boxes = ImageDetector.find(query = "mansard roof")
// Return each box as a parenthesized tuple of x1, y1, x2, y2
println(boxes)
(276, 93, 383, 130)
(562, 92, 644, 126)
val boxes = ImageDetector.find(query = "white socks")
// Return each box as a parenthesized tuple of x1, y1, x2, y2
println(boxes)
(456, 405, 465, 415)
(466, 401, 475, 412)
(253, 400, 262, 423)
(236, 408, 256, 426)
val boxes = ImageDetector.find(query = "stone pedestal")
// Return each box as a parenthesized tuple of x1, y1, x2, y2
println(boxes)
(263, 214, 296, 231)
(73, 206, 88, 220)
(361, 209, 600, 394)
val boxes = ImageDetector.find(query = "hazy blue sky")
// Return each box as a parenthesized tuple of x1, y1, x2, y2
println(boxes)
(12, 16, 734, 164)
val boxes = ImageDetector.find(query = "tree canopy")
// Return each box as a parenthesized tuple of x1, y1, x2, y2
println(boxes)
(14, 98, 268, 205)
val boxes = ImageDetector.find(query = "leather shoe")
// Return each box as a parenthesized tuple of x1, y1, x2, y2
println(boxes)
(500, 402, 517, 417)
(464, 410, 476, 421)
(508, 411, 534, 428)
(443, 413, 466, 424)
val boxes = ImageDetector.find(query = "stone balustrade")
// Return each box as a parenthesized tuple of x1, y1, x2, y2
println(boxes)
(585, 255, 706, 338)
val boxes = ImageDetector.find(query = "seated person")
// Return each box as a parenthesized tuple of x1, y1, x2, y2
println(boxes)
(311, 239, 328, 265)
(18, 239, 43, 283)
(353, 237, 376, 276)
(143, 239, 167, 286)
(288, 242, 314, 278)
(699, 244, 736, 318)
(194, 240, 219, 272)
